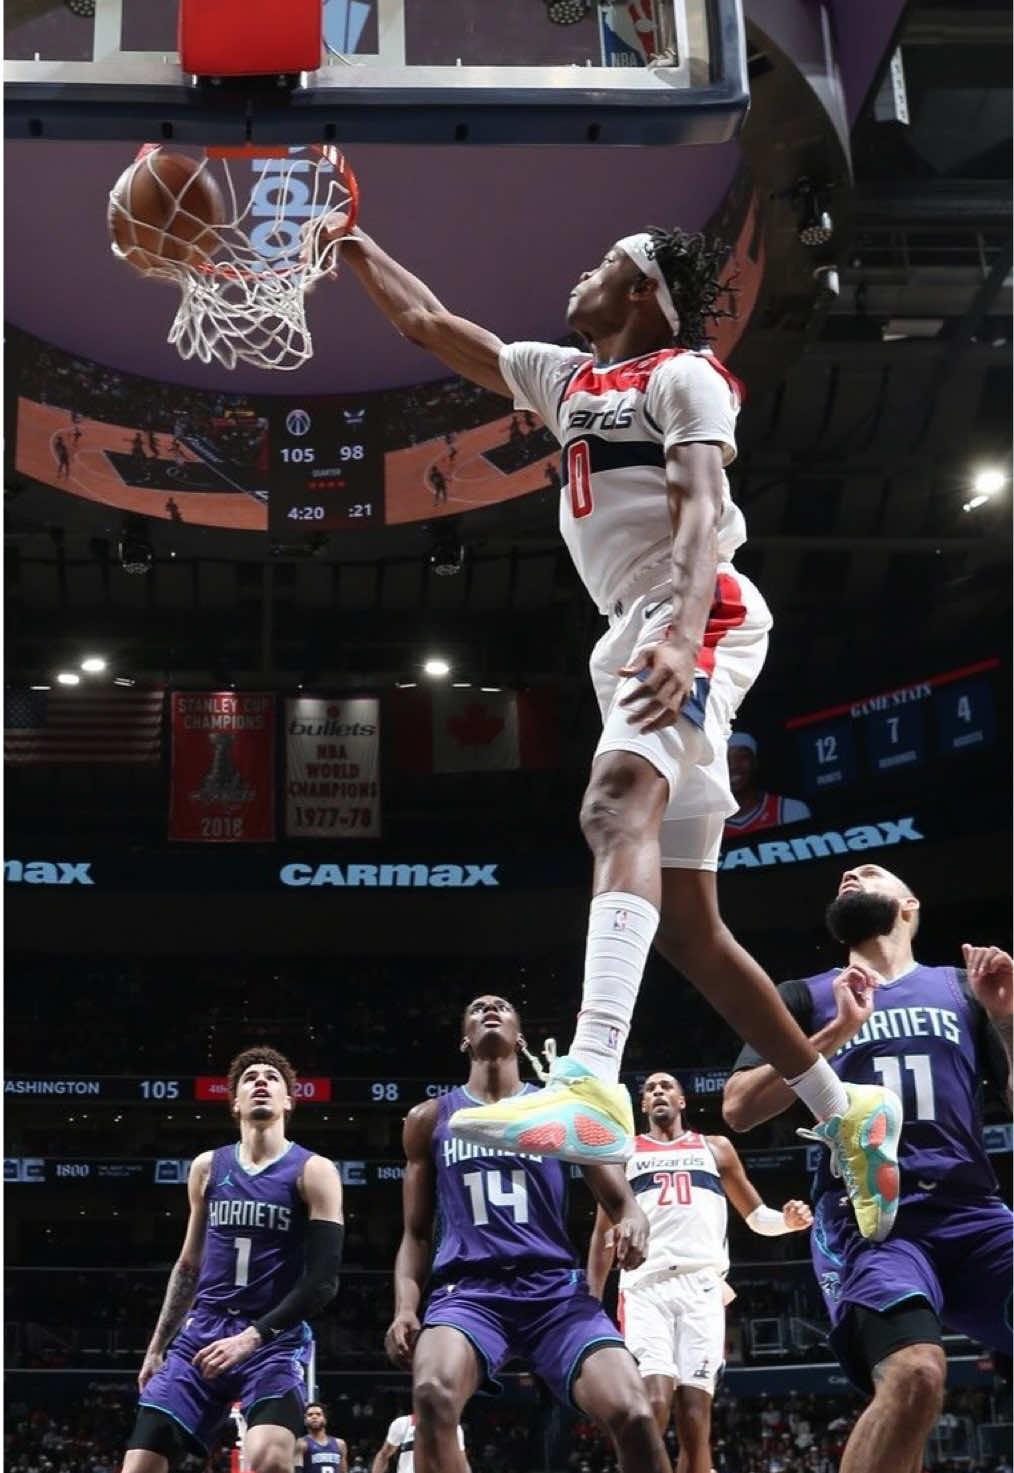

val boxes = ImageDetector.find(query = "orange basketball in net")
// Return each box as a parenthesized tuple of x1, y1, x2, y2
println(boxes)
(108, 149, 225, 273)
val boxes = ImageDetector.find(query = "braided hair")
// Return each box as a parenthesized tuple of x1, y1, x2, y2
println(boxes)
(643, 227, 736, 348)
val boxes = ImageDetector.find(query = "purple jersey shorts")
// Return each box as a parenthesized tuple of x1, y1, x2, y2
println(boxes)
(140, 1309, 311, 1450)
(813, 1191, 1013, 1380)
(422, 1266, 627, 1409)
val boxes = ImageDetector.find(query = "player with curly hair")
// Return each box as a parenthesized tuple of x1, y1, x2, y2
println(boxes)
(317, 220, 901, 1243)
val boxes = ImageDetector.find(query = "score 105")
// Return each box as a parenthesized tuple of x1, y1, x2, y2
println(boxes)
(279, 445, 366, 465)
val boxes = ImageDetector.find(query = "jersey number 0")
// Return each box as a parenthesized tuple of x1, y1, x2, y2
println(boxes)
(566, 441, 593, 519)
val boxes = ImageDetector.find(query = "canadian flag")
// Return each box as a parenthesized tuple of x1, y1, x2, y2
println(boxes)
(391, 686, 558, 773)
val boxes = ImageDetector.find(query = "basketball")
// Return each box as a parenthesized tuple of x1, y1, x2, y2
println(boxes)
(108, 149, 225, 273)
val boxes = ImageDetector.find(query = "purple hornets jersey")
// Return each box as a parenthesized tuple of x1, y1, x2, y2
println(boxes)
(194, 1141, 313, 1318)
(430, 1086, 577, 1282)
(303, 1436, 344, 1473)
(803, 965, 998, 1204)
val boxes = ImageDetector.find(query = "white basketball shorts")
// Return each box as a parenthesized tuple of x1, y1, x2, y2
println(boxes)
(618, 1270, 727, 1395)
(590, 562, 771, 871)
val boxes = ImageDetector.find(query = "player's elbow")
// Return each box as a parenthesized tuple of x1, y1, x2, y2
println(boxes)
(721, 1077, 757, 1133)
(398, 306, 442, 348)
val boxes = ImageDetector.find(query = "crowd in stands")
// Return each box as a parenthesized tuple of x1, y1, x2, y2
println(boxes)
(14, 331, 265, 456)
(4, 951, 748, 1080)
(4, 1382, 1011, 1473)
(7, 1261, 838, 1376)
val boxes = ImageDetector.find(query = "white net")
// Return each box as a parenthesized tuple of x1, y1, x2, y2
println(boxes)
(108, 145, 357, 372)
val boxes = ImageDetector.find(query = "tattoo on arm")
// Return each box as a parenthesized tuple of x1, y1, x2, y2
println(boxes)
(149, 1261, 199, 1351)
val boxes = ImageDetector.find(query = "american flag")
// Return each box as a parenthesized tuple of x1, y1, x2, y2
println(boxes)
(4, 687, 165, 764)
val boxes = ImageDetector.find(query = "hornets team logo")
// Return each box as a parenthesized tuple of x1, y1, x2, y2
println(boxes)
(819, 1270, 841, 1302)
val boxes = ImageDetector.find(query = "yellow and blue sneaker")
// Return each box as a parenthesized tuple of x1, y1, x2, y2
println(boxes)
(798, 1082, 902, 1242)
(449, 1050, 635, 1164)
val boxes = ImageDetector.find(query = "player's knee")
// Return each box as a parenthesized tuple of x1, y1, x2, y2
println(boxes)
(601, 1396, 658, 1449)
(579, 762, 658, 852)
(413, 1374, 460, 1430)
(248, 1445, 292, 1473)
(674, 1395, 711, 1442)
(878, 1344, 945, 1417)
(646, 1392, 671, 1432)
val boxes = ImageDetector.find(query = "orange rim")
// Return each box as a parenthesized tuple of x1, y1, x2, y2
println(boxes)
(128, 142, 359, 282)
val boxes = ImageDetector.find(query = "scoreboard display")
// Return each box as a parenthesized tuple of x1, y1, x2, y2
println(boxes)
(267, 395, 385, 532)
(788, 660, 1000, 796)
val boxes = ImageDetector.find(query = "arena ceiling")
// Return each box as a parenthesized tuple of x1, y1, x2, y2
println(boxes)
(4, 0, 1012, 718)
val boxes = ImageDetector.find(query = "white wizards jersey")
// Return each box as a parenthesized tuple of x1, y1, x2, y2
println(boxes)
(619, 1130, 729, 1287)
(499, 343, 747, 614)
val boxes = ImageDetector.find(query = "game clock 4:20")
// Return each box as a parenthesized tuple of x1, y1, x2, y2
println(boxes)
(269, 397, 385, 532)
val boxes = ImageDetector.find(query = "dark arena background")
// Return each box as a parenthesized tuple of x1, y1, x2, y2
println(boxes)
(4, 2, 1012, 1471)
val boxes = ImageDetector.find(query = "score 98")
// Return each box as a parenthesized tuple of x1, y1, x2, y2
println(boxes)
(371, 1082, 400, 1101)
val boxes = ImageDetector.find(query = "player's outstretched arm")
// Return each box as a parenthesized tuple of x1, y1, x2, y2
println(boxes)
(193, 1156, 344, 1381)
(385, 1100, 438, 1369)
(710, 1136, 813, 1234)
(138, 1150, 212, 1389)
(581, 1164, 649, 1275)
(330, 229, 511, 397)
(722, 967, 878, 1132)
(585, 1204, 616, 1300)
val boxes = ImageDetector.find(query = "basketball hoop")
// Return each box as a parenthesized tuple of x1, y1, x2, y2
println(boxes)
(108, 144, 359, 372)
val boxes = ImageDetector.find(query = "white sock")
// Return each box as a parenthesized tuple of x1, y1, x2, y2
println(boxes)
(786, 1057, 849, 1122)
(569, 891, 659, 1083)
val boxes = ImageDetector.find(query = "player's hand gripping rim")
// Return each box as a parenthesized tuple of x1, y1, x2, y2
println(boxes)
(618, 640, 697, 734)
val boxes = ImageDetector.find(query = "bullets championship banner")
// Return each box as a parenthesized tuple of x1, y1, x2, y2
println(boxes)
(285, 696, 381, 838)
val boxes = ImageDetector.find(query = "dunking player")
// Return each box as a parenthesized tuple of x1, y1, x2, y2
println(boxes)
(723, 865, 1013, 1473)
(123, 1049, 343, 1473)
(587, 1071, 811, 1473)
(296, 1403, 346, 1473)
(386, 994, 670, 1473)
(318, 220, 900, 1239)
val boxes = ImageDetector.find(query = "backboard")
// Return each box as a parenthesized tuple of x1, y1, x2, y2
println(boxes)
(5, 0, 748, 145)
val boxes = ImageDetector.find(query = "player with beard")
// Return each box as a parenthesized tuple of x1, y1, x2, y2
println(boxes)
(296, 1404, 346, 1473)
(123, 1049, 343, 1473)
(722, 865, 1013, 1473)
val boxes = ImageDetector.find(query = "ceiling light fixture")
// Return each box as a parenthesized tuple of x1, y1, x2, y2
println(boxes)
(545, 0, 590, 23)
(423, 658, 451, 679)
(56, 672, 81, 686)
(972, 468, 1006, 498)
(80, 656, 107, 673)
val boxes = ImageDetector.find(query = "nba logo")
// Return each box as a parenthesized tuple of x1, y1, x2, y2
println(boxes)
(613, 908, 629, 931)
(598, 1, 664, 67)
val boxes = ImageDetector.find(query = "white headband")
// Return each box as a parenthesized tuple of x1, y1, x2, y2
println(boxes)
(616, 232, 679, 333)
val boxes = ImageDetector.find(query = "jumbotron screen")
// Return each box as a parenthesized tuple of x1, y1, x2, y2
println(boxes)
(10, 329, 559, 533)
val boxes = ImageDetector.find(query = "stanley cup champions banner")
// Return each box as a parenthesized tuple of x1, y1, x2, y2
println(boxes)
(285, 696, 381, 838)
(169, 693, 276, 842)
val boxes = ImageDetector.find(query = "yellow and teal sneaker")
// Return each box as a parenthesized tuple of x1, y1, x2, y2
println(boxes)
(798, 1082, 902, 1242)
(449, 1052, 635, 1164)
